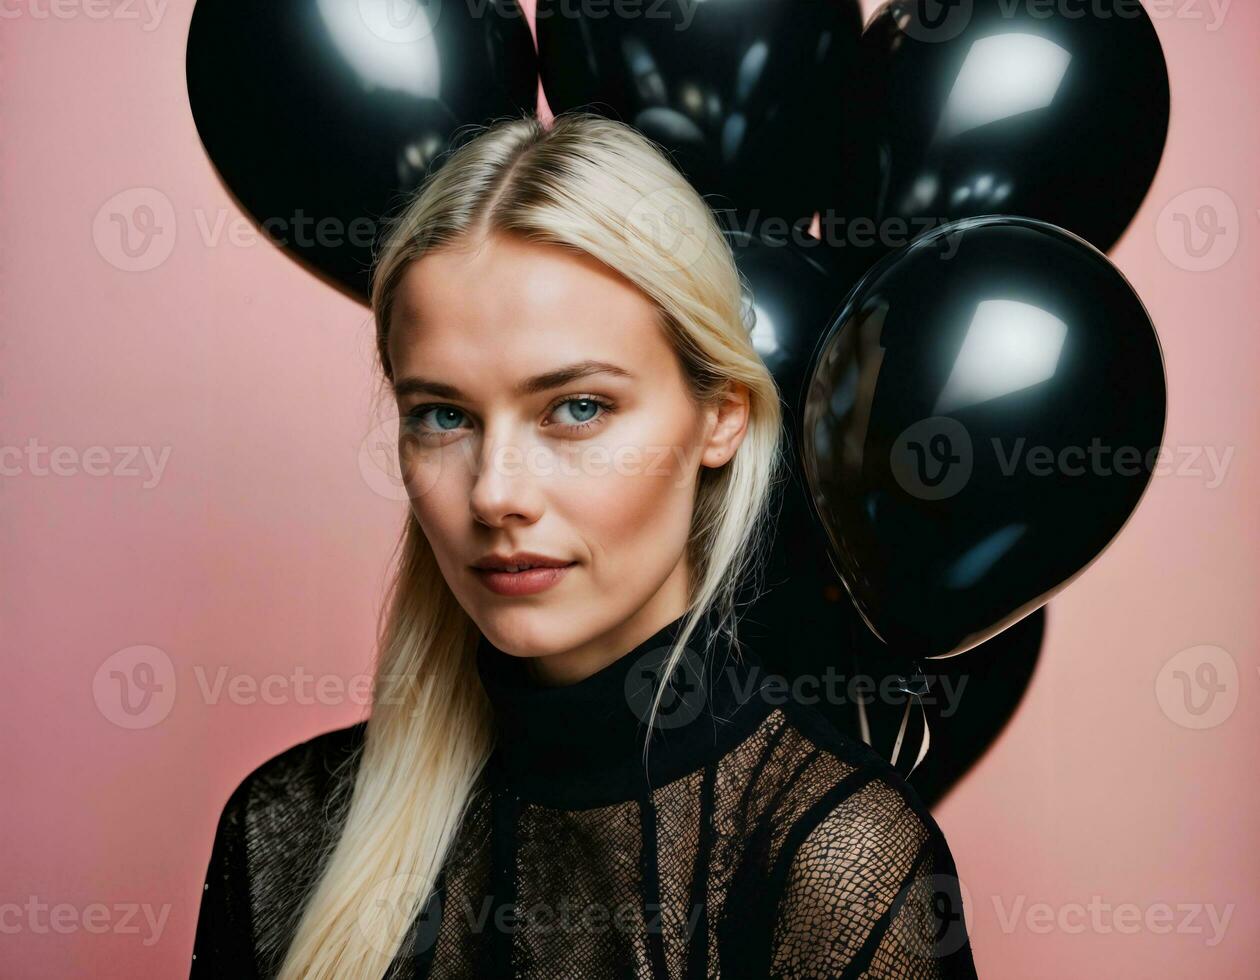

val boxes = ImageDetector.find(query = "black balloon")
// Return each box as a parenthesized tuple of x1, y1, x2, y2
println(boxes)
(845, 0, 1169, 253)
(186, 0, 538, 301)
(536, 0, 871, 231)
(724, 230, 861, 658)
(729, 232, 1048, 803)
(801, 216, 1166, 660)
(727, 229, 868, 424)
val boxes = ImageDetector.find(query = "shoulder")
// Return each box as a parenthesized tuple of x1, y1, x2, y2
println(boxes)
(722, 696, 958, 885)
(194, 723, 368, 975)
(215, 720, 368, 850)
(207, 721, 368, 869)
(767, 694, 948, 877)
(216, 721, 366, 819)
(754, 700, 978, 977)
(762, 696, 945, 841)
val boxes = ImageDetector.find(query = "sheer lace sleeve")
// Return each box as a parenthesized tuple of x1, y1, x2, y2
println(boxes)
(768, 774, 978, 979)
(189, 778, 260, 980)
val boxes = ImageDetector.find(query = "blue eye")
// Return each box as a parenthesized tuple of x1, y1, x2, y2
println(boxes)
(547, 395, 615, 433)
(404, 405, 468, 436)
(553, 398, 602, 425)
(430, 407, 465, 430)
(403, 395, 614, 441)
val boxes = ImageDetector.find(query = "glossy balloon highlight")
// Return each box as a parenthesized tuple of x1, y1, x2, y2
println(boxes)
(843, 0, 1170, 252)
(802, 217, 1166, 659)
(186, 0, 539, 301)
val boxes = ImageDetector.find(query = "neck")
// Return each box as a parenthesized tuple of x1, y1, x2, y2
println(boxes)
(475, 604, 774, 808)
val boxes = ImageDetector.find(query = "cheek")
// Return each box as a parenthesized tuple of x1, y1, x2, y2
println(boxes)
(402, 447, 468, 557)
(560, 440, 699, 582)
(589, 470, 688, 551)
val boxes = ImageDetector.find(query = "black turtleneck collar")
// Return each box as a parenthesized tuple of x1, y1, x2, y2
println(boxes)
(475, 607, 774, 809)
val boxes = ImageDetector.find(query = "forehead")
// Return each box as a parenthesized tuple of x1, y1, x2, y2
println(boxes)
(387, 234, 671, 385)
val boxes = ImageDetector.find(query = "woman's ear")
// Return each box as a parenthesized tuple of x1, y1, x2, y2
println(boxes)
(700, 381, 752, 469)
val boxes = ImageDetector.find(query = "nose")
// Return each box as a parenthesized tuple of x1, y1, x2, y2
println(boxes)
(468, 424, 546, 529)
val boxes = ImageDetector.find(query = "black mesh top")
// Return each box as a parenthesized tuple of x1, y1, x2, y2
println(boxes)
(191, 609, 980, 979)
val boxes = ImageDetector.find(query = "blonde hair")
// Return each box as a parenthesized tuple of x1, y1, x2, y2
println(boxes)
(277, 111, 786, 979)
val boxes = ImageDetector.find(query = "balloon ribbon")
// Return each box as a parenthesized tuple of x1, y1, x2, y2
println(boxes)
(854, 655, 932, 781)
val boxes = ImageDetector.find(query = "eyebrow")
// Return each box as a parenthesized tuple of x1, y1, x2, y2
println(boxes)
(393, 359, 635, 401)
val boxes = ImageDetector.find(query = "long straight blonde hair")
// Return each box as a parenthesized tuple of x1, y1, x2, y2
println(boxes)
(277, 111, 786, 979)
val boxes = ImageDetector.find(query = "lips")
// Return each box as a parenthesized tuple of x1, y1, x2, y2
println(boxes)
(471, 551, 573, 572)
(472, 561, 576, 597)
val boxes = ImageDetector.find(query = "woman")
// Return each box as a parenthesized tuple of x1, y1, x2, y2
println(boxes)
(190, 112, 979, 980)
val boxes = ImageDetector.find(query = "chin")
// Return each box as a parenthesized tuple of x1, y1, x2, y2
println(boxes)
(474, 604, 580, 659)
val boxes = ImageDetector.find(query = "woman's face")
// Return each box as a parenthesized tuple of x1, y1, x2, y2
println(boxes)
(386, 232, 749, 683)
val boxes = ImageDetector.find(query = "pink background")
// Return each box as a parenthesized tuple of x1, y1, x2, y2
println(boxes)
(2, 1, 1257, 976)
